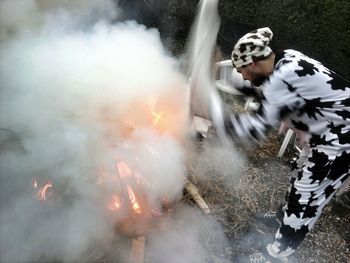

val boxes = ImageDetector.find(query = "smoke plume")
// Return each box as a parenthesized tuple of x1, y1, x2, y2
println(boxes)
(0, 0, 191, 262)
(0, 0, 246, 262)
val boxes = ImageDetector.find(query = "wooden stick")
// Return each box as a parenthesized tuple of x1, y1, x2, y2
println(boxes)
(185, 179, 211, 214)
(129, 236, 146, 263)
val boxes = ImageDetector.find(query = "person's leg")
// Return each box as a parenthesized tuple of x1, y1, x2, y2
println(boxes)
(254, 147, 309, 229)
(267, 148, 350, 260)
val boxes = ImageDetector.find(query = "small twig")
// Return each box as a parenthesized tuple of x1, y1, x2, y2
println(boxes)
(270, 189, 275, 208)
(185, 178, 211, 214)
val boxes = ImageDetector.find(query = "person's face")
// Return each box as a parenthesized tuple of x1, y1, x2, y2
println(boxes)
(237, 64, 267, 86)
(236, 64, 256, 81)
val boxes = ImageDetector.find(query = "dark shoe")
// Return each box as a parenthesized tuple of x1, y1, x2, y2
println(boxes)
(234, 247, 288, 263)
(253, 211, 282, 229)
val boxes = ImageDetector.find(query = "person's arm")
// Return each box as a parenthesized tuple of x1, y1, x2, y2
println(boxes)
(229, 68, 262, 99)
(223, 68, 305, 146)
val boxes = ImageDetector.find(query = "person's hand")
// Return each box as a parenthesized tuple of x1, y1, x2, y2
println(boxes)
(278, 121, 289, 134)
(278, 121, 309, 147)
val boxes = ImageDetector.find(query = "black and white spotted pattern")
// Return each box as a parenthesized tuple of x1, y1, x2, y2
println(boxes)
(231, 27, 273, 68)
(225, 49, 350, 259)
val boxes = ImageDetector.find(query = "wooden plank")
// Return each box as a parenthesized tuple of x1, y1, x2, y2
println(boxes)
(191, 116, 212, 138)
(185, 179, 211, 214)
(129, 236, 145, 263)
(277, 129, 294, 158)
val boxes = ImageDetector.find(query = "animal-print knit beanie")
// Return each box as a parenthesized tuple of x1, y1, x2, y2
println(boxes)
(231, 27, 273, 68)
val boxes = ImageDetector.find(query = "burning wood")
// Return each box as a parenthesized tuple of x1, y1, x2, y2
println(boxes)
(25, 30, 212, 259)
(129, 236, 146, 263)
(97, 159, 173, 237)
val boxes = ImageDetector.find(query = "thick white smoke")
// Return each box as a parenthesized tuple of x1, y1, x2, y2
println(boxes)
(0, 0, 191, 262)
(0, 0, 246, 262)
(0, 0, 118, 41)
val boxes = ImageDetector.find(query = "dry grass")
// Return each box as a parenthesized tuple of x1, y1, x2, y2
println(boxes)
(187, 121, 350, 262)
(183, 92, 350, 262)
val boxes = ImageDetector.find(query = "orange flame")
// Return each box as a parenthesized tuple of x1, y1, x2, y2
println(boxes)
(107, 195, 122, 211)
(152, 110, 165, 127)
(36, 182, 53, 201)
(127, 186, 142, 214)
(112, 86, 188, 140)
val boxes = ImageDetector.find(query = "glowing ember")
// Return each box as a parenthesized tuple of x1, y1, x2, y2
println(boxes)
(97, 161, 148, 216)
(30, 90, 183, 231)
(31, 154, 171, 224)
(33, 180, 37, 188)
(33, 181, 53, 201)
(127, 186, 142, 214)
(107, 195, 122, 211)
(152, 110, 164, 127)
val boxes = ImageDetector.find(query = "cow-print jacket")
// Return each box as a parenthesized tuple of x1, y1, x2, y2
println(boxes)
(224, 49, 350, 154)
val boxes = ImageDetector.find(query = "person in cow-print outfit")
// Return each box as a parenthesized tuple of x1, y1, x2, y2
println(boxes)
(220, 27, 350, 263)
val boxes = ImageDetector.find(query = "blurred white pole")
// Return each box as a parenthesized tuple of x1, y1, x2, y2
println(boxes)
(188, 0, 230, 144)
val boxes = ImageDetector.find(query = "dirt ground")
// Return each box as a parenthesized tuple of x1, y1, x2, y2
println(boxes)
(186, 94, 350, 263)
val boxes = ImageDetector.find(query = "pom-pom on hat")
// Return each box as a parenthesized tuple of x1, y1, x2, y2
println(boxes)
(231, 27, 273, 68)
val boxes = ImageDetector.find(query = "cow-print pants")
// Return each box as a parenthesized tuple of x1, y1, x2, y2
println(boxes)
(267, 146, 350, 259)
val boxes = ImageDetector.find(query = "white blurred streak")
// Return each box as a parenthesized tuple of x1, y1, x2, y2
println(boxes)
(188, 0, 230, 144)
